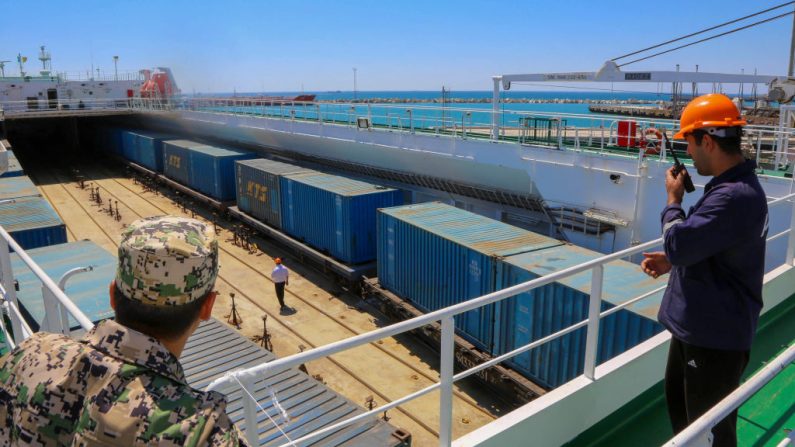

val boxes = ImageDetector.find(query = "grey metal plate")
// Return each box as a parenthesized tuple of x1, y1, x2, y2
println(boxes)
(181, 319, 408, 446)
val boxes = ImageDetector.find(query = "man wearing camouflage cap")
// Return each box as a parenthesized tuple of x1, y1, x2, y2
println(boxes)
(0, 216, 248, 446)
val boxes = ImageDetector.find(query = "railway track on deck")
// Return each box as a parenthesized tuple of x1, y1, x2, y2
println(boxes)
(26, 158, 501, 444)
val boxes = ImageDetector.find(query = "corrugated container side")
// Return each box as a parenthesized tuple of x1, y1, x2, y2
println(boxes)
(496, 245, 665, 389)
(0, 176, 39, 201)
(11, 240, 116, 331)
(234, 159, 313, 228)
(133, 132, 173, 172)
(162, 140, 194, 186)
(377, 211, 497, 349)
(121, 130, 138, 162)
(376, 202, 563, 350)
(282, 172, 403, 264)
(1, 150, 24, 178)
(188, 146, 255, 201)
(0, 196, 67, 250)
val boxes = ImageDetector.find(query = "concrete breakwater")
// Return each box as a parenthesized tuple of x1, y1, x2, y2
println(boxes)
(317, 98, 665, 105)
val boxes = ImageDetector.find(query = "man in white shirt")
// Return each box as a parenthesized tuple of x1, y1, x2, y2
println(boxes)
(271, 257, 289, 311)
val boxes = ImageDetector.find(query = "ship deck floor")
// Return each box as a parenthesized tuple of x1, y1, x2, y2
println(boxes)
(15, 148, 510, 446)
(568, 293, 795, 447)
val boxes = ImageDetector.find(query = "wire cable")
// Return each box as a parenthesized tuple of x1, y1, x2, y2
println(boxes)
(618, 10, 794, 67)
(612, 1, 795, 61)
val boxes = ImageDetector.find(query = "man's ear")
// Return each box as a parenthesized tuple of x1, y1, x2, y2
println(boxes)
(109, 281, 117, 310)
(200, 291, 217, 321)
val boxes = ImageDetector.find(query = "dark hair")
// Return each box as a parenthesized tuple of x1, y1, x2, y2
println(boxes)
(114, 285, 211, 340)
(691, 126, 743, 156)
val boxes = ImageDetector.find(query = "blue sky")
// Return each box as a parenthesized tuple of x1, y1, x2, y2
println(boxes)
(0, 0, 791, 93)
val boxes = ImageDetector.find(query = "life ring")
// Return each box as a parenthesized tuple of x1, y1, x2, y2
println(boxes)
(643, 127, 663, 155)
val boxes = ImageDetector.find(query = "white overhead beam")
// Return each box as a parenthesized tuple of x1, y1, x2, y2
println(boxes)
(500, 61, 780, 90)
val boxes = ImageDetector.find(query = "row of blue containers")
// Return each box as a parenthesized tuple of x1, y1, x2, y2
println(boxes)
(0, 175, 67, 250)
(235, 159, 403, 264)
(163, 140, 256, 201)
(121, 130, 173, 172)
(377, 202, 664, 389)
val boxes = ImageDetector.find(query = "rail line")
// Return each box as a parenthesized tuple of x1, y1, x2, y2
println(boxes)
(27, 159, 500, 442)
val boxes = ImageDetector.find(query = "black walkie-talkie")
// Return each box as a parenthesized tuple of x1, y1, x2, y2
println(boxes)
(663, 132, 695, 193)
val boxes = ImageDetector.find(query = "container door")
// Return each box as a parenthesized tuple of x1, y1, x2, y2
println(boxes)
(382, 216, 396, 287)
(334, 195, 344, 258)
(282, 179, 295, 233)
(458, 251, 492, 350)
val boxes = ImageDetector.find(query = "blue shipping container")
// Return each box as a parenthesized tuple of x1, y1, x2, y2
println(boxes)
(93, 128, 121, 156)
(133, 131, 173, 172)
(0, 195, 67, 250)
(282, 172, 403, 264)
(1, 150, 24, 178)
(496, 245, 664, 388)
(0, 176, 40, 201)
(162, 140, 199, 186)
(10, 240, 116, 331)
(377, 202, 562, 350)
(188, 145, 255, 201)
(121, 130, 137, 162)
(235, 159, 313, 228)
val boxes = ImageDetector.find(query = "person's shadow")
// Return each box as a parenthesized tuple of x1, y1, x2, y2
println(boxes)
(280, 306, 297, 316)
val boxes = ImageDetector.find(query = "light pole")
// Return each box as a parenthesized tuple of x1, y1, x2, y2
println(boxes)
(353, 67, 357, 101)
(113, 56, 119, 81)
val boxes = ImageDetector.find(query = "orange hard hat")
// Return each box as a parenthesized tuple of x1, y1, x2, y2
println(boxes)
(274, 257, 282, 264)
(673, 93, 746, 139)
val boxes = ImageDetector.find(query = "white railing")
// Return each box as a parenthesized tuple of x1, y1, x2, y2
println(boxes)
(55, 70, 144, 82)
(204, 193, 795, 446)
(0, 97, 139, 114)
(0, 226, 94, 350)
(169, 98, 795, 167)
(662, 341, 795, 447)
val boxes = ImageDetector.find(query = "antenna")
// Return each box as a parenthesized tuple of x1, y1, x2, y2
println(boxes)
(38, 45, 51, 76)
(17, 53, 26, 77)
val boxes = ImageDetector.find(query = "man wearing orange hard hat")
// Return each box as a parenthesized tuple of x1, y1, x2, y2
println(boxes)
(641, 93, 768, 446)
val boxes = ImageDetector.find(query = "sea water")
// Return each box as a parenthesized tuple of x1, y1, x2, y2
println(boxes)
(203, 90, 674, 128)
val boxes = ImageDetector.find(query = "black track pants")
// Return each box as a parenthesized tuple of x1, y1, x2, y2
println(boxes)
(665, 337, 750, 447)
(274, 282, 286, 308)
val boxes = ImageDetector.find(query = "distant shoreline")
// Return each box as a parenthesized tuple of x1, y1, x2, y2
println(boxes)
(316, 98, 663, 105)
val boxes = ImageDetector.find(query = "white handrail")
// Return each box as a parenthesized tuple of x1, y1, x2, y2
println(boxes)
(206, 237, 664, 392)
(0, 226, 94, 331)
(662, 341, 795, 446)
(205, 191, 795, 446)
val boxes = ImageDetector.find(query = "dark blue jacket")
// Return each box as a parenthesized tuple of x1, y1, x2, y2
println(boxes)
(658, 159, 767, 351)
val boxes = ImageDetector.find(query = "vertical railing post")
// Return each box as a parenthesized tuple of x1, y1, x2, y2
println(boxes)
(786, 198, 795, 265)
(0, 236, 23, 345)
(41, 286, 63, 334)
(491, 76, 501, 140)
(439, 316, 455, 446)
(583, 264, 604, 380)
(241, 378, 259, 447)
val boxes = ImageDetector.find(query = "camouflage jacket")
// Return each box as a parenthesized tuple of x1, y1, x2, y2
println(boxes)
(0, 320, 247, 446)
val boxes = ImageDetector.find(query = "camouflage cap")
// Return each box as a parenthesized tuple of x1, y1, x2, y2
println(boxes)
(116, 216, 219, 306)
